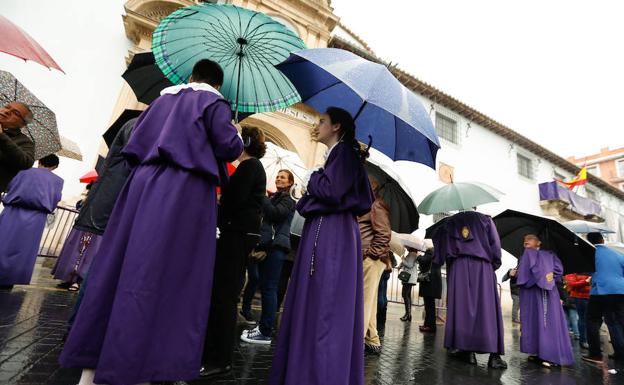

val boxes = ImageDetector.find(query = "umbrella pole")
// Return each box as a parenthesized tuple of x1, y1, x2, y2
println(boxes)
(234, 38, 248, 123)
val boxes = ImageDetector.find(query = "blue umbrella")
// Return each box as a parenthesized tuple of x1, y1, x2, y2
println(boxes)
(276, 48, 440, 167)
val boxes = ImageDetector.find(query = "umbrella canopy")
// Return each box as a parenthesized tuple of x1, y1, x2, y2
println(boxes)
(79, 170, 98, 184)
(261, 142, 308, 196)
(366, 149, 419, 233)
(276, 48, 440, 167)
(0, 70, 61, 159)
(57, 135, 82, 161)
(152, 3, 306, 120)
(425, 217, 451, 239)
(418, 181, 503, 215)
(563, 220, 615, 234)
(0, 15, 63, 72)
(390, 232, 407, 256)
(103, 109, 143, 147)
(122, 52, 174, 105)
(493, 209, 595, 274)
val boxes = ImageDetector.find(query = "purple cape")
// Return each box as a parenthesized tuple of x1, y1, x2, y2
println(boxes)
(0, 168, 63, 285)
(59, 88, 243, 385)
(517, 248, 574, 365)
(51, 229, 102, 283)
(269, 142, 374, 385)
(433, 211, 505, 354)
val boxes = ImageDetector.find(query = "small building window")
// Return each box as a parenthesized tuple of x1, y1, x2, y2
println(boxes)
(586, 165, 600, 177)
(617, 159, 624, 177)
(517, 154, 533, 179)
(435, 113, 459, 144)
(554, 171, 566, 181)
(586, 188, 597, 201)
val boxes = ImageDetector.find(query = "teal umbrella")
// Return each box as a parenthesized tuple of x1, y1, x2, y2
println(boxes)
(418, 182, 503, 215)
(152, 3, 306, 120)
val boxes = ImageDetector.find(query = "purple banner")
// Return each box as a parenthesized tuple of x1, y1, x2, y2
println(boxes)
(538, 181, 602, 217)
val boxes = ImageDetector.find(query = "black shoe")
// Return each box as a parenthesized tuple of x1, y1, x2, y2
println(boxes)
(488, 354, 508, 369)
(199, 365, 232, 377)
(449, 350, 476, 365)
(364, 343, 382, 356)
(239, 310, 256, 325)
(400, 314, 412, 322)
(0, 285, 14, 291)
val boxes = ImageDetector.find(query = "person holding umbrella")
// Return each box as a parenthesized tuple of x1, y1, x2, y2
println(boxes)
(269, 107, 374, 385)
(0, 102, 35, 192)
(516, 233, 574, 367)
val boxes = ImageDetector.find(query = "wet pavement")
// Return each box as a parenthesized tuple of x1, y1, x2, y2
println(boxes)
(0, 262, 621, 385)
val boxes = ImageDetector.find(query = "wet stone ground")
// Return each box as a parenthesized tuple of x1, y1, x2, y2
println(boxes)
(0, 263, 621, 385)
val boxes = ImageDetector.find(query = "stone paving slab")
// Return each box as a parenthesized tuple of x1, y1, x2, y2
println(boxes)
(0, 265, 621, 385)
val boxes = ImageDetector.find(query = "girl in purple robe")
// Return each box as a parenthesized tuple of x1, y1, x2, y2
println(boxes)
(516, 233, 574, 367)
(269, 107, 374, 385)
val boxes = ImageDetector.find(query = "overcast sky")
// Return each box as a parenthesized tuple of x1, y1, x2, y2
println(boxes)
(331, 0, 624, 159)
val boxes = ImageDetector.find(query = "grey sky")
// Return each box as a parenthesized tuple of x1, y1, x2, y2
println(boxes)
(331, 0, 624, 159)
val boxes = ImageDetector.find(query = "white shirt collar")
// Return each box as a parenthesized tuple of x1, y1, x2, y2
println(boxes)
(160, 82, 223, 98)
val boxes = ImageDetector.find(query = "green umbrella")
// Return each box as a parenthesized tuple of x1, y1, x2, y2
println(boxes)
(418, 182, 503, 215)
(152, 3, 306, 120)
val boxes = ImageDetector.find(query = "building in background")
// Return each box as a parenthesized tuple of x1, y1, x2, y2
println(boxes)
(568, 147, 624, 192)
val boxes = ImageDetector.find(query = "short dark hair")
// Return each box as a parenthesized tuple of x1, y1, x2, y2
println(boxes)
(242, 126, 267, 159)
(39, 154, 59, 168)
(191, 59, 224, 86)
(587, 232, 604, 245)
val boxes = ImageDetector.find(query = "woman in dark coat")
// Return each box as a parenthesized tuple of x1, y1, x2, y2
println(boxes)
(201, 126, 267, 377)
(417, 246, 442, 333)
(241, 169, 296, 344)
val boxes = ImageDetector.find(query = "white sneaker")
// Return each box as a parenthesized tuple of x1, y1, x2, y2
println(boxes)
(241, 326, 271, 345)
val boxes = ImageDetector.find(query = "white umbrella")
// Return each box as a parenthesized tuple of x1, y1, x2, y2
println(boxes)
(261, 142, 308, 195)
(563, 220, 615, 234)
(57, 135, 82, 161)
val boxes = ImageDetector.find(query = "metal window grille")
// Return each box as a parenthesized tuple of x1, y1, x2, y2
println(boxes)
(517, 154, 533, 179)
(435, 113, 458, 144)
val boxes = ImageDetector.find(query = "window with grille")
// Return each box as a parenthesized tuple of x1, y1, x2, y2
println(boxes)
(435, 113, 459, 144)
(586, 188, 597, 201)
(617, 159, 624, 177)
(586, 165, 600, 177)
(517, 154, 533, 179)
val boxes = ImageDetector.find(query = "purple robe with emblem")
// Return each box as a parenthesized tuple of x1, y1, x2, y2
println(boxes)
(433, 211, 505, 354)
(59, 85, 243, 385)
(269, 141, 374, 385)
(0, 168, 63, 285)
(516, 248, 574, 365)
(51, 228, 102, 283)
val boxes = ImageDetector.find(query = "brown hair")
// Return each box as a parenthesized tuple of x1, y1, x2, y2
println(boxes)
(242, 126, 267, 159)
(278, 169, 295, 189)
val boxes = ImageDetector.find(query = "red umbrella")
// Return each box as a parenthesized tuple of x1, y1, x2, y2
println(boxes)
(0, 15, 64, 72)
(79, 170, 98, 184)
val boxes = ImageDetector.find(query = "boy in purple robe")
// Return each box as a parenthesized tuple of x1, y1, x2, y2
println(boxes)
(517, 233, 574, 367)
(432, 210, 507, 369)
(59, 59, 243, 385)
(269, 107, 374, 385)
(0, 154, 63, 290)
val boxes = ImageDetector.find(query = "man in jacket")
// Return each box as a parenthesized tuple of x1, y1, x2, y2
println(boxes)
(358, 176, 391, 355)
(0, 102, 35, 192)
(565, 272, 591, 348)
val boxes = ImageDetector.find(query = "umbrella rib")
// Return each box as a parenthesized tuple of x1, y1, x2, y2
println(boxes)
(246, 49, 287, 100)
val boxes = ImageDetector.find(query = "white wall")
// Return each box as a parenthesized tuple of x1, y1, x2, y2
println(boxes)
(0, 0, 130, 200)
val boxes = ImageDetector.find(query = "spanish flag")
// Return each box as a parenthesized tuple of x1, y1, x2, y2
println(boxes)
(557, 167, 588, 190)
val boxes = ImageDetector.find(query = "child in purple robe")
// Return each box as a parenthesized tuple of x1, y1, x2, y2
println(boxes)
(516, 233, 574, 367)
(0, 154, 63, 290)
(269, 107, 374, 385)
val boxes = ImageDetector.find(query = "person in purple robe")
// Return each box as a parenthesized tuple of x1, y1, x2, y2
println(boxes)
(432, 210, 507, 369)
(0, 154, 63, 290)
(51, 228, 102, 291)
(516, 233, 574, 367)
(59, 59, 243, 385)
(269, 107, 374, 385)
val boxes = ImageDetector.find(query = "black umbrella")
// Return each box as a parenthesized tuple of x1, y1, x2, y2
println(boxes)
(425, 216, 450, 239)
(103, 109, 142, 148)
(122, 52, 174, 105)
(493, 209, 595, 274)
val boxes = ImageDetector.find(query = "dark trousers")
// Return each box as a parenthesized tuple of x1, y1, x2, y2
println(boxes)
(277, 260, 294, 310)
(67, 272, 90, 332)
(574, 297, 589, 344)
(203, 231, 248, 367)
(423, 296, 436, 329)
(586, 294, 624, 358)
(377, 270, 390, 328)
(258, 248, 286, 336)
(241, 261, 260, 314)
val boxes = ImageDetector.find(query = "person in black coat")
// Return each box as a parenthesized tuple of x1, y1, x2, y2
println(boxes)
(418, 247, 442, 333)
(202, 126, 267, 377)
(0, 102, 35, 192)
(241, 169, 296, 344)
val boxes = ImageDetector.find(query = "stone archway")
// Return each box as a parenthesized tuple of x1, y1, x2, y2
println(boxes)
(241, 116, 298, 153)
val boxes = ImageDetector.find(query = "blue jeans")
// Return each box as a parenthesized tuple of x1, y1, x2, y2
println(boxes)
(258, 248, 287, 336)
(566, 307, 580, 337)
(242, 261, 260, 314)
(574, 297, 588, 344)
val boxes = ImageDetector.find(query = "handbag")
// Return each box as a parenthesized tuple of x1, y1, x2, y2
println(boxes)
(417, 271, 431, 283)
(398, 270, 411, 283)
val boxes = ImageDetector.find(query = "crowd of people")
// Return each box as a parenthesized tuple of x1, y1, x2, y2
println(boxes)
(1, 58, 624, 385)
